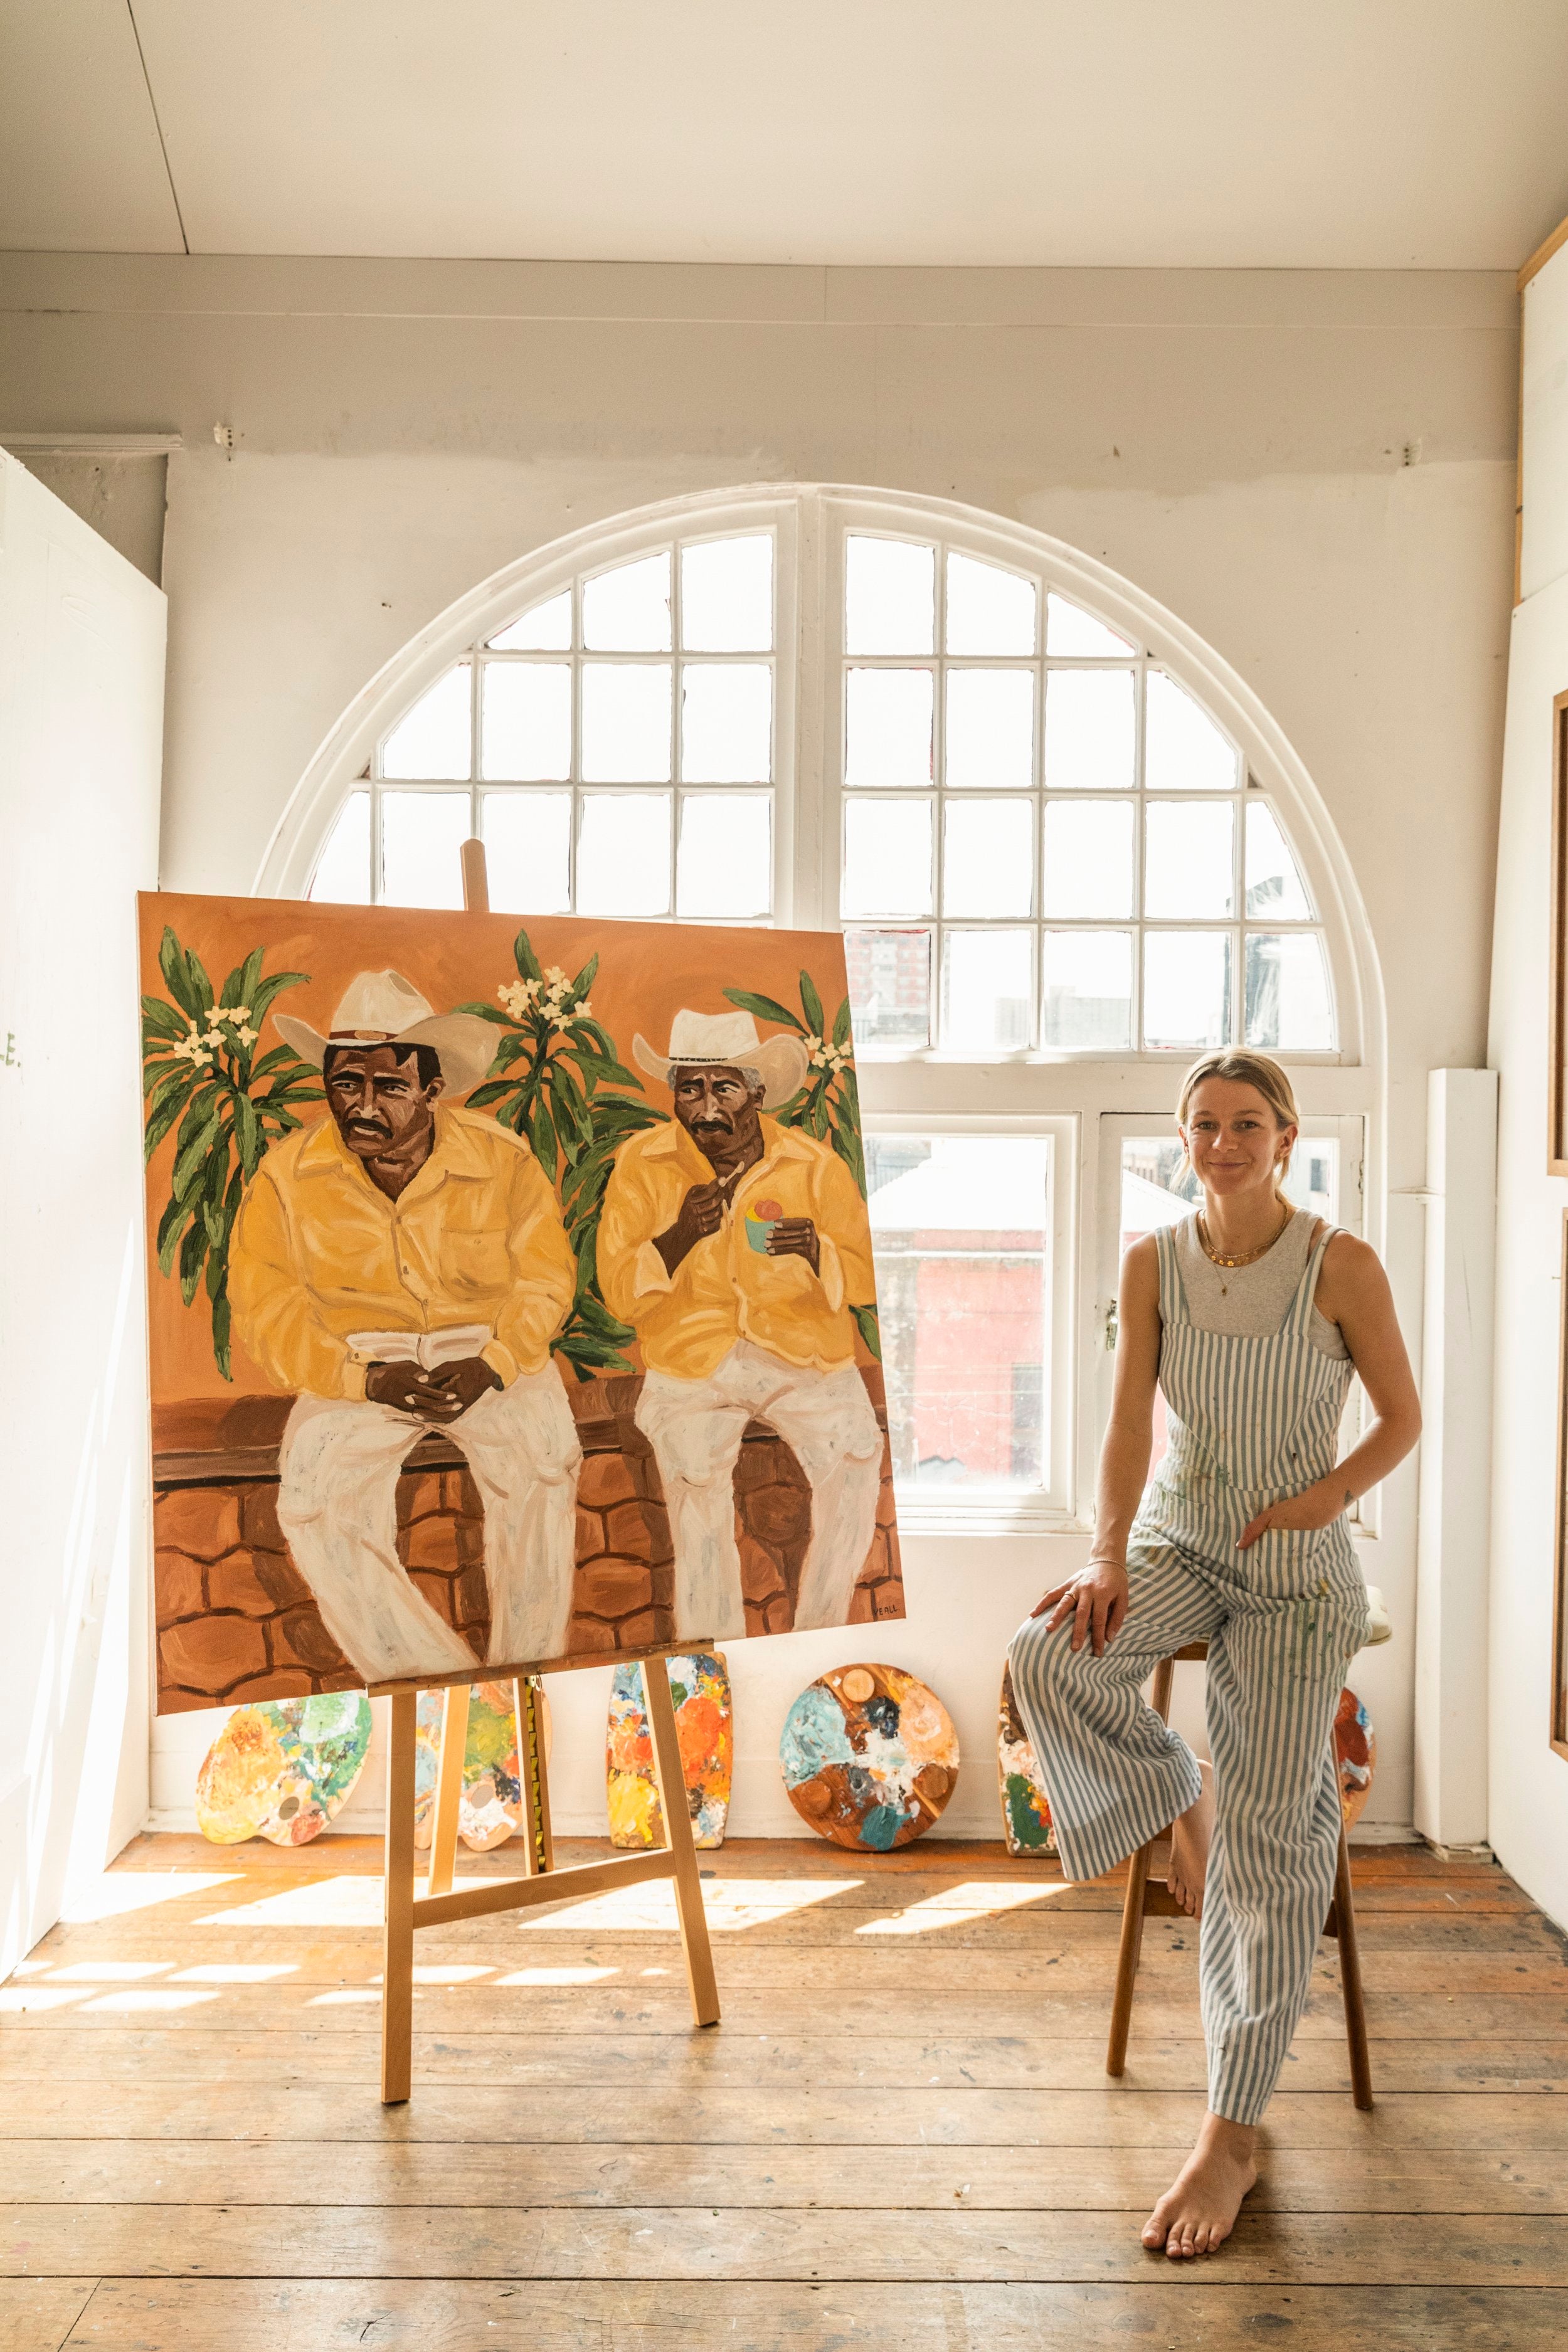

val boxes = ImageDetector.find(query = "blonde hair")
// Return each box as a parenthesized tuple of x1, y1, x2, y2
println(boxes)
(1177, 1049, 1299, 1192)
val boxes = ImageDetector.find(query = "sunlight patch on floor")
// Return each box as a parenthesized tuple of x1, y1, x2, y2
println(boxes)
(63, 1872, 241, 1922)
(856, 1880, 1074, 1935)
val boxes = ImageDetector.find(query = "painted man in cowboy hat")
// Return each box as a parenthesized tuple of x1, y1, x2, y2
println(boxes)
(598, 1007, 884, 1641)
(230, 970, 582, 1683)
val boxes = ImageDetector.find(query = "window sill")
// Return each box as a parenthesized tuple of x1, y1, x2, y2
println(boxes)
(893, 1488, 1088, 1538)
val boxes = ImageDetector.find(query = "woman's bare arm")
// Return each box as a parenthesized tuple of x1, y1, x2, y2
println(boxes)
(1237, 1231, 1421, 1547)
(1033, 1234, 1162, 1653)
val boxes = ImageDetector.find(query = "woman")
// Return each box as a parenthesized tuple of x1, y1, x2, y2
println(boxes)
(1009, 1049, 1419, 2259)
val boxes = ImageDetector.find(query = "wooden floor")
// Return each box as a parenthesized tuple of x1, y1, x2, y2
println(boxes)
(1, 1830, 1565, 2351)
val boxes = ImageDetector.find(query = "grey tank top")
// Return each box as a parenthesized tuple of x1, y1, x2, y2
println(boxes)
(1172, 1209, 1349, 1360)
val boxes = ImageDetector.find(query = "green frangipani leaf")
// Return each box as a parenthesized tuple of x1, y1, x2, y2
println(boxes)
(156, 928, 202, 1019)
(247, 969, 312, 1025)
(722, 987, 805, 1034)
(831, 994, 853, 1051)
(221, 946, 265, 1012)
(798, 969, 825, 1038)
(141, 994, 188, 1044)
(513, 926, 544, 985)
(850, 1302, 882, 1363)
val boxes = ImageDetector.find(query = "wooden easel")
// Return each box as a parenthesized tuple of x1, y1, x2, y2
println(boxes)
(372, 838, 720, 2104)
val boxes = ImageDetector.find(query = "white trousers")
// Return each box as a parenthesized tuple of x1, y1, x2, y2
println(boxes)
(635, 1340, 884, 1641)
(276, 1367, 583, 1683)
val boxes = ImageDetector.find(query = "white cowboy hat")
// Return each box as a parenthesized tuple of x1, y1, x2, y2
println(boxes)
(632, 1007, 808, 1110)
(275, 971, 497, 1097)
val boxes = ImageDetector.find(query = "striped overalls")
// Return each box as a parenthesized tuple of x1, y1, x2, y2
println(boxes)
(1009, 1219, 1370, 2124)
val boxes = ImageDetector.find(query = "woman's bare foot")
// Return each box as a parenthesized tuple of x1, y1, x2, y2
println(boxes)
(1167, 1759, 1214, 1918)
(1142, 2112, 1258, 2257)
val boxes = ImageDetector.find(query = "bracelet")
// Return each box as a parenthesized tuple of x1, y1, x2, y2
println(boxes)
(1085, 1555, 1126, 1572)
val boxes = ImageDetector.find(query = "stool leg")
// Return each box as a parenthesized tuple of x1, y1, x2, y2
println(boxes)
(1107, 1837, 1154, 2077)
(1333, 1816, 1374, 2111)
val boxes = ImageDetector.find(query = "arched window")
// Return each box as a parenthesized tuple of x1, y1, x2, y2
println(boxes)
(270, 486, 1376, 1528)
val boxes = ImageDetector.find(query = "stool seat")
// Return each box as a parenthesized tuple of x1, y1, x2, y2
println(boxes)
(1106, 1640, 1373, 2111)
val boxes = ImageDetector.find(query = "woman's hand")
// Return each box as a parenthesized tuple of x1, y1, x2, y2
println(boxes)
(1237, 1476, 1351, 1549)
(1031, 1560, 1130, 1656)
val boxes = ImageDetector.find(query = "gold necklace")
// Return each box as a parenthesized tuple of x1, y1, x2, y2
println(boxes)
(1197, 1200, 1291, 1285)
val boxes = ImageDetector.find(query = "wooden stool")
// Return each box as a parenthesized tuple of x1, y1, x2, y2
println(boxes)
(1106, 1640, 1373, 2111)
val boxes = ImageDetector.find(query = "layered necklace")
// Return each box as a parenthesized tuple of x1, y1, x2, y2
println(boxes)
(1196, 1199, 1292, 1295)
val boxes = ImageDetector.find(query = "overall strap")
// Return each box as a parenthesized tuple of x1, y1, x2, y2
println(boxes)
(1285, 1219, 1338, 1335)
(1153, 1222, 1189, 1326)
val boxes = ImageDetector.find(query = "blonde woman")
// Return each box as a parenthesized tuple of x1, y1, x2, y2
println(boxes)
(1009, 1049, 1419, 2259)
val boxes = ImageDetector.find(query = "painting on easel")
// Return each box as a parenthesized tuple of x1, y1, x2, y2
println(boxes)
(139, 891, 904, 1712)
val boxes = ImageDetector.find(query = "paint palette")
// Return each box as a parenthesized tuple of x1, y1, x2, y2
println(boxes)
(997, 1661, 1056, 1857)
(607, 1652, 732, 1850)
(413, 1680, 552, 1851)
(1335, 1686, 1376, 1830)
(780, 1663, 958, 1851)
(196, 1692, 372, 1846)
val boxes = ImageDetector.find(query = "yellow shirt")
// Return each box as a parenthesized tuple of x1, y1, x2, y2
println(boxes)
(598, 1116, 876, 1379)
(230, 1106, 576, 1401)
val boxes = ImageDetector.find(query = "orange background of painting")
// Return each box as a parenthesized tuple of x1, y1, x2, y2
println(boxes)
(139, 891, 859, 1406)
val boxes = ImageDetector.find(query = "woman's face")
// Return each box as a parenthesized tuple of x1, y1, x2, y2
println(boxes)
(1181, 1079, 1295, 1203)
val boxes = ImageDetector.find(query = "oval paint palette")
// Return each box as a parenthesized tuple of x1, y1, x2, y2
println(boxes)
(607, 1652, 733, 1850)
(196, 1692, 372, 1846)
(1334, 1685, 1376, 1830)
(412, 1680, 552, 1852)
(780, 1663, 958, 1851)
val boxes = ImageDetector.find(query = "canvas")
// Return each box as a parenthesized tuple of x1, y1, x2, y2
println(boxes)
(140, 892, 903, 1713)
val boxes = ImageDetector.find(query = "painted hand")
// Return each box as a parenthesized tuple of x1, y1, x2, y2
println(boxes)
(654, 1179, 731, 1276)
(765, 1217, 820, 1275)
(1032, 1562, 1130, 1656)
(416, 1355, 504, 1422)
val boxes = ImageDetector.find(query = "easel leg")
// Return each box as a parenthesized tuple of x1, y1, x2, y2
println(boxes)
(426, 1683, 470, 1899)
(645, 1655, 720, 2028)
(517, 1677, 554, 1876)
(381, 1690, 417, 2105)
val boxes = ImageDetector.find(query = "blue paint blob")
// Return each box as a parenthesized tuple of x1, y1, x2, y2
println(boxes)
(779, 1684, 856, 1786)
(860, 1803, 906, 1851)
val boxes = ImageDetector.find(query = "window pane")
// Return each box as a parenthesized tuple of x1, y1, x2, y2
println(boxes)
(582, 552, 672, 652)
(580, 662, 672, 782)
(845, 535, 935, 655)
(942, 798, 1034, 918)
(680, 664, 772, 783)
(945, 552, 1036, 656)
(1282, 1138, 1338, 1222)
(1143, 930, 1231, 1050)
(842, 798, 933, 916)
(867, 1135, 1050, 1490)
(1145, 670, 1239, 792)
(1144, 799, 1234, 919)
(1041, 929, 1133, 1050)
(677, 793, 771, 918)
(845, 928, 931, 1048)
(1045, 593, 1135, 657)
(941, 929, 1033, 1051)
(380, 662, 471, 781)
(1042, 799, 1133, 919)
(681, 535, 772, 652)
(1043, 669, 1135, 790)
(480, 661, 571, 781)
(488, 591, 571, 652)
(845, 668, 933, 789)
(310, 790, 371, 903)
(577, 792, 672, 916)
(379, 792, 470, 909)
(944, 669, 1034, 790)
(1245, 931, 1334, 1050)
(481, 790, 571, 914)
(1245, 799, 1312, 920)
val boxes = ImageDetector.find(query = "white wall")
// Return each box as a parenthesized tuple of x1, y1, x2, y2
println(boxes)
(1487, 236, 1568, 1927)
(0, 254, 1515, 1846)
(0, 452, 164, 1968)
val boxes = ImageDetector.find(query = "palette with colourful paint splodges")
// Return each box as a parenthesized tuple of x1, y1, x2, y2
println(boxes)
(607, 1652, 732, 1848)
(196, 1692, 372, 1845)
(997, 1661, 1056, 1857)
(780, 1663, 958, 1851)
(411, 1680, 551, 1851)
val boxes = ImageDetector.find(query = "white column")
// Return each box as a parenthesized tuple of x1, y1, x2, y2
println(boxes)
(1412, 1067, 1498, 1848)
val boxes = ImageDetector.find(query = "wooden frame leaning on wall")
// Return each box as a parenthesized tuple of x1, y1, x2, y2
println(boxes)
(1549, 692, 1568, 1178)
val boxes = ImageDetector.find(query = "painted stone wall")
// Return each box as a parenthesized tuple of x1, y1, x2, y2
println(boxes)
(154, 1370, 901, 1714)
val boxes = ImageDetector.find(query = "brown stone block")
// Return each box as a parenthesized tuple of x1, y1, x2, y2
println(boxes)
(240, 1486, 285, 1551)
(876, 1478, 898, 1528)
(158, 1614, 267, 1697)
(873, 1583, 904, 1620)
(576, 1451, 638, 1510)
(846, 1585, 876, 1626)
(454, 1470, 482, 1517)
(405, 1516, 460, 1572)
(156, 1488, 241, 1564)
(566, 1614, 617, 1655)
(206, 1549, 287, 1619)
(575, 1507, 607, 1560)
(253, 1550, 312, 1609)
(455, 1518, 485, 1567)
(454, 1565, 490, 1629)
(732, 1438, 781, 1495)
(228, 1669, 315, 1702)
(763, 1596, 793, 1633)
(410, 1571, 459, 1623)
(400, 1471, 445, 1527)
(606, 1501, 672, 1565)
(618, 1610, 660, 1647)
(576, 1559, 654, 1619)
(744, 1483, 810, 1546)
(154, 1550, 204, 1621)
(739, 1534, 785, 1604)
(649, 1561, 674, 1609)
(271, 1608, 349, 1675)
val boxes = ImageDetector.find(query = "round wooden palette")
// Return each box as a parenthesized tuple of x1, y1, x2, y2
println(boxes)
(997, 1661, 1056, 1857)
(780, 1663, 958, 1851)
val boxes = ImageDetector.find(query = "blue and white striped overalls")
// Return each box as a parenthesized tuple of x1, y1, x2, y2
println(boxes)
(1010, 1219, 1370, 2124)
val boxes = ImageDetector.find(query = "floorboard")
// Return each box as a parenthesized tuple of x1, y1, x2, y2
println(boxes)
(1, 1831, 1563, 2351)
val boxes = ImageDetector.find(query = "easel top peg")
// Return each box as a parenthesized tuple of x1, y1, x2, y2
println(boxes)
(460, 837, 490, 915)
